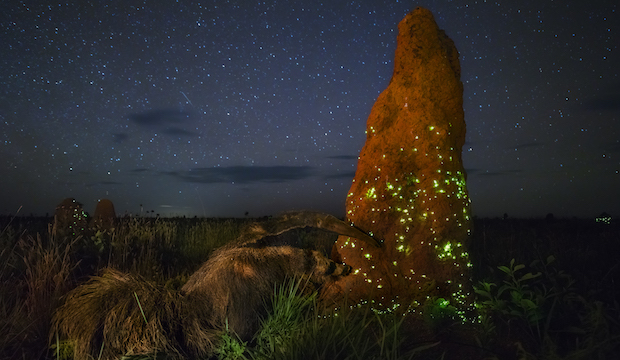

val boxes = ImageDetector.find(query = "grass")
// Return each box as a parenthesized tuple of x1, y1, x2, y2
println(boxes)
(0, 215, 619, 359)
(216, 277, 442, 360)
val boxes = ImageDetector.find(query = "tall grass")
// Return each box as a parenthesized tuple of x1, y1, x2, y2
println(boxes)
(0, 216, 619, 359)
(218, 278, 441, 360)
(71, 216, 247, 280)
(0, 216, 244, 359)
(0, 226, 77, 359)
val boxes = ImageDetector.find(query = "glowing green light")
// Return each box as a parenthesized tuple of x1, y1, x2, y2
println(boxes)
(366, 187, 377, 199)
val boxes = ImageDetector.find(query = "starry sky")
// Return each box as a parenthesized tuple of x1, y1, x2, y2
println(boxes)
(1, 1, 618, 219)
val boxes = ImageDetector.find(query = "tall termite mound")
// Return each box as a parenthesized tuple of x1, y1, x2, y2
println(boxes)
(332, 7, 474, 316)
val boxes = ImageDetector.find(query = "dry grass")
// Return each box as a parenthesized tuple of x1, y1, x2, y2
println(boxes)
(0, 227, 77, 359)
(52, 268, 219, 360)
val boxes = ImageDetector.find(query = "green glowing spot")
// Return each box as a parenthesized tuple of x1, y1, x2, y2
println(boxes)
(366, 187, 377, 199)
(364, 253, 372, 259)
(438, 298, 450, 308)
(429, 125, 435, 131)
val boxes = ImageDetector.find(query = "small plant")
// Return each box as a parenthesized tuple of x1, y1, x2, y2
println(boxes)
(476, 258, 545, 326)
(421, 297, 459, 330)
(475, 256, 562, 348)
(214, 320, 249, 360)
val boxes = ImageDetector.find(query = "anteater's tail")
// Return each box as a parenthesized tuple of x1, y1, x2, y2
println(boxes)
(52, 268, 218, 360)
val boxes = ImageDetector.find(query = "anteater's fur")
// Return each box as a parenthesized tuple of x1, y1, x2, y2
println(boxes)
(180, 242, 351, 341)
(53, 213, 363, 359)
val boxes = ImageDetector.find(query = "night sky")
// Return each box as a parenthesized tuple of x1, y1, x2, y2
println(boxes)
(1, 1, 618, 219)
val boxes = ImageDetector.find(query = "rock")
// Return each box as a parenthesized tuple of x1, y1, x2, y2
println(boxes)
(91, 199, 116, 230)
(53, 198, 89, 237)
(331, 7, 474, 316)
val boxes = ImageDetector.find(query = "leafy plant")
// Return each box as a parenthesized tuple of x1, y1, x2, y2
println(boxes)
(214, 320, 249, 360)
(477, 258, 545, 325)
(473, 255, 620, 359)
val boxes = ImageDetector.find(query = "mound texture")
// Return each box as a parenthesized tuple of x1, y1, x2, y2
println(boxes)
(331, 7, 474, 315)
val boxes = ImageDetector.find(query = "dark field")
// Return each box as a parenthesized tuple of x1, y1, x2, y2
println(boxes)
(1, 215, 618, 359)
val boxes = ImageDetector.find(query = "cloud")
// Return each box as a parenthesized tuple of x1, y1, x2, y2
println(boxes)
(127, 109, 201, 137)
(162, 127, 200, 137)
(168, 165, 316, 184)
(85, 180, 123, 187)
(129, 109, 193, 127)
(325, 170, 357, 179)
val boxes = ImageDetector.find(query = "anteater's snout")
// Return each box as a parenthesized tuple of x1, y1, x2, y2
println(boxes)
(341, 264, 352, 276)
(325, 261, 352, 276)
